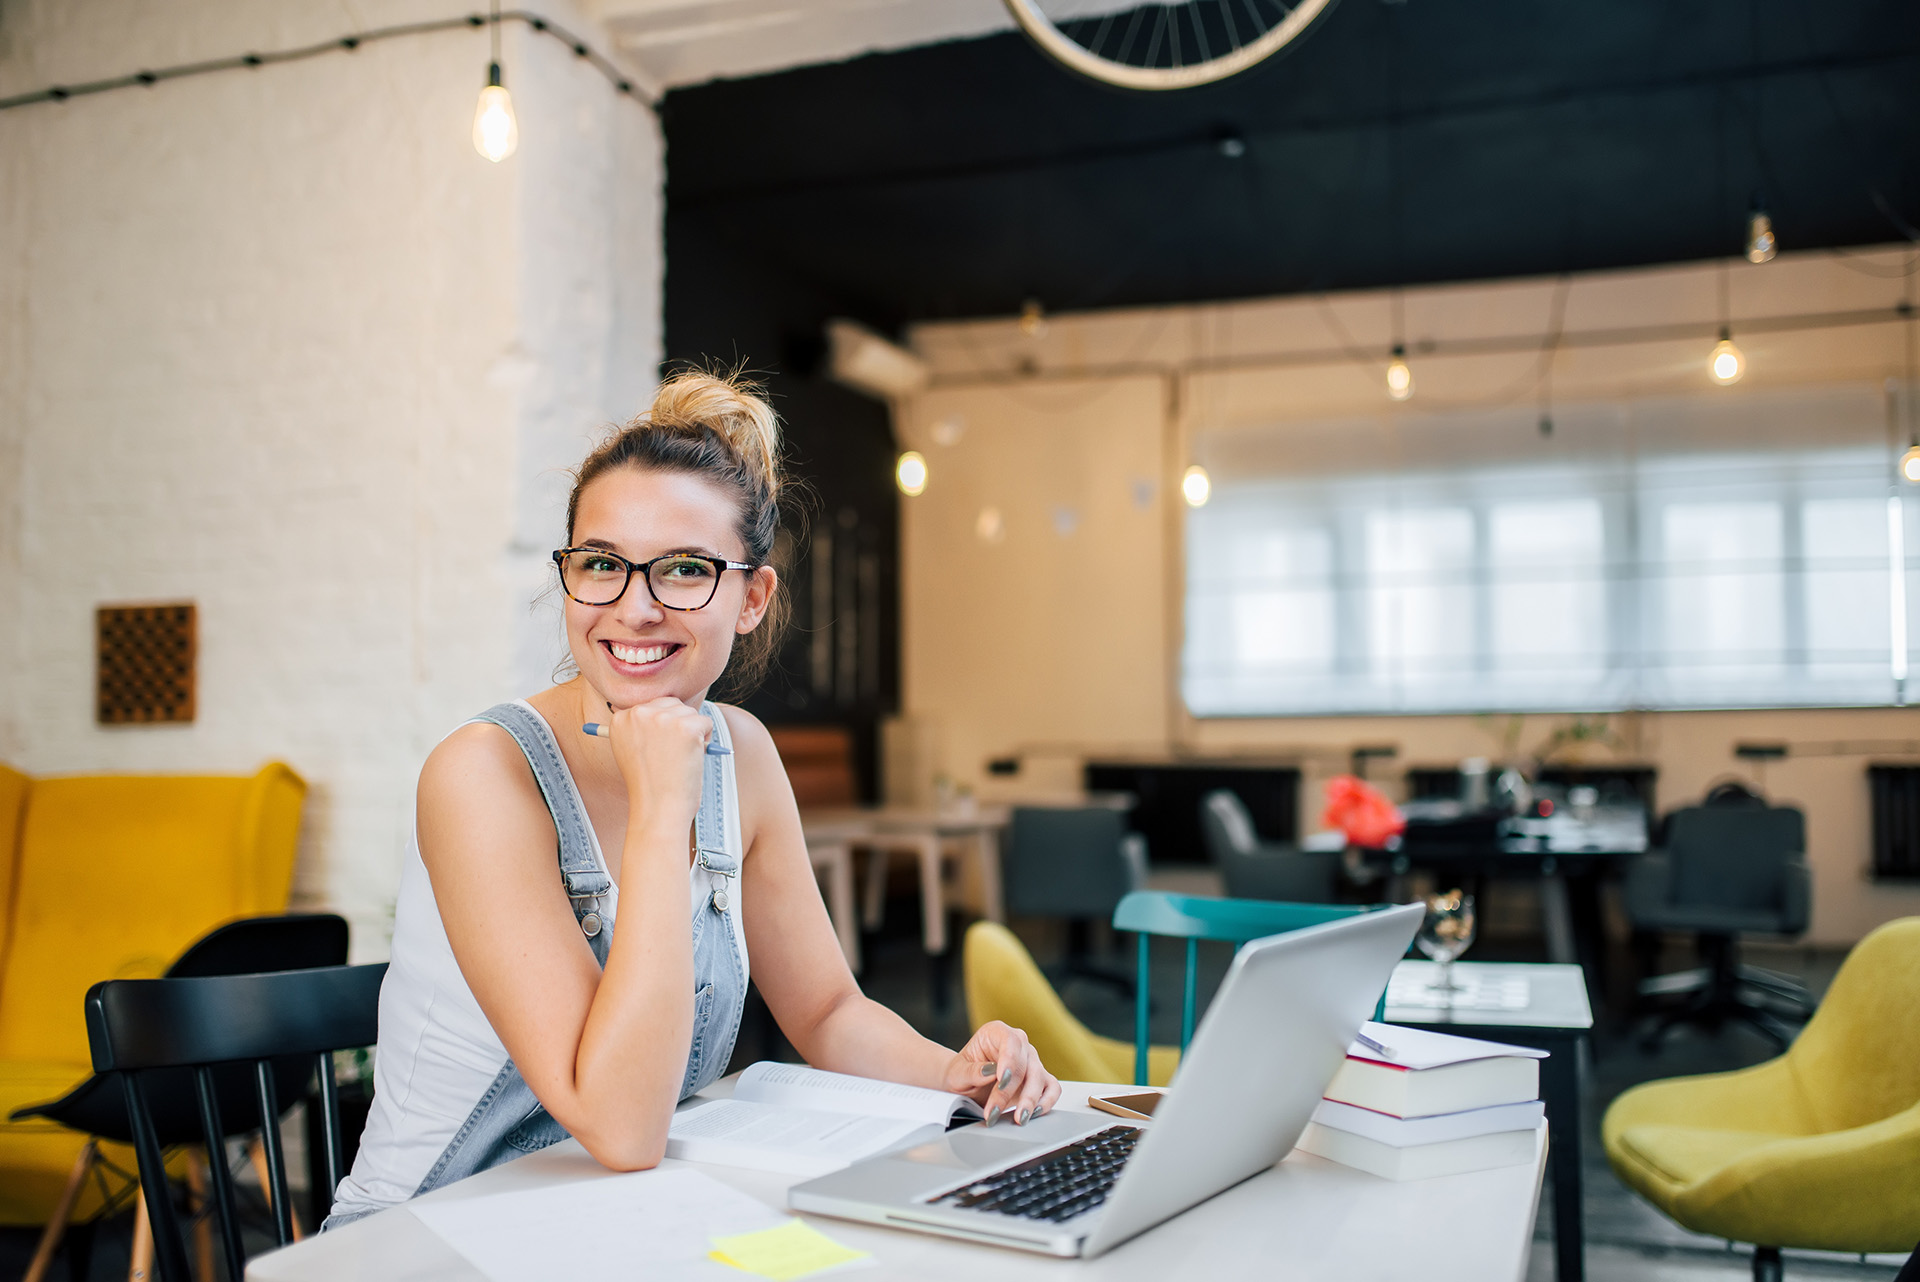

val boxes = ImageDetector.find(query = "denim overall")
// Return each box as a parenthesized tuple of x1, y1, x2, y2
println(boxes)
(321, 701, 745, 1229)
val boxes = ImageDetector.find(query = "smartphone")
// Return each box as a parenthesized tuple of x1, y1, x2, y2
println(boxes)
(1087, 1090, 1163, 1121)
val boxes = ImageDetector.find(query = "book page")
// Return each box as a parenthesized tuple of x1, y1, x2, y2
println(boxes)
(665, 1099, 936, 1176)
(733, 1061, 983, 1125)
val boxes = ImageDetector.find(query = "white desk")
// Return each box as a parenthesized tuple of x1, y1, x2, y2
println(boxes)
(1385, 960, 1590, 1282)
(250, 1079, 1545, 1282)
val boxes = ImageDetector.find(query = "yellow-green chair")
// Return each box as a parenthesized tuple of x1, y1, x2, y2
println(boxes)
(1603, 916, 1920, 1281)
(0, 762, 306, 1240)
(964, 920, 1180, 1087)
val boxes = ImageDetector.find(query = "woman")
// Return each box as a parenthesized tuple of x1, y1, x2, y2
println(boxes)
(325, 371, 1060, 1227)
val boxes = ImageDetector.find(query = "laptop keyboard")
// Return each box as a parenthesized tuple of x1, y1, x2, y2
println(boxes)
(930, 1124, 1143, 1223)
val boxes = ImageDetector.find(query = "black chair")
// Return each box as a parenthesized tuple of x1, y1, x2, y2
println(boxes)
(1002, 807, 1144, 997)
(1200, 790, 1335, 903)
(85, 963, 386, 1282)
(12, 913, 349, 1281)
(1627, 785, 1813, 1048)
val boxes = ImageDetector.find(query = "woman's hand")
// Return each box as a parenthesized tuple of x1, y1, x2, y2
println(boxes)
(607, 697, 712, 842)
(941, 1021, 1062, 1127)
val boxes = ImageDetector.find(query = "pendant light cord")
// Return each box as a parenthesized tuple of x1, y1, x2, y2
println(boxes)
(0, 8, 654, 112)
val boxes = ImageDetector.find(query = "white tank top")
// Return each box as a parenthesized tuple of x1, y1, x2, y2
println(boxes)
(332, 700, 748, 1215)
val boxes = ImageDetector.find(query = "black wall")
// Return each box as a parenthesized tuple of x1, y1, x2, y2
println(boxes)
(659, 0, 1919, 786)
(663, 217, 900, 797)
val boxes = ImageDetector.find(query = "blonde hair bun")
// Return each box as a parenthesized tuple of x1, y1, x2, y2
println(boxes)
(643, 370, 781, 498)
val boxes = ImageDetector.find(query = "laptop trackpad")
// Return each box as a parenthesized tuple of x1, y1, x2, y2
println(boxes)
(894, 1115, 1092, 1171)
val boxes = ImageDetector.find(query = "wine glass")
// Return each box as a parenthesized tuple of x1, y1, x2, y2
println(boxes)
(1416, 890, 1477, 995)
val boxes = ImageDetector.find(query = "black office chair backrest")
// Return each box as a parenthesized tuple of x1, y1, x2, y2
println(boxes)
(1203, 789, 1336, 903)
(86, 963, 386, 1282)
(10, 913, 353, 1145)
(1665, 805, 1806, 913)
(167, 911, 350, 978)
(1200, 790, 1258, 860)
(1002, 807, 1135, 919)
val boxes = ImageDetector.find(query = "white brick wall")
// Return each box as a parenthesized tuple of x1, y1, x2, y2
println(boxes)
(0, 0, 663, 959)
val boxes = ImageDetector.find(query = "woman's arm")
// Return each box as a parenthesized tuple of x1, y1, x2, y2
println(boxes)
(417, 698, 714, 1170)
(725, 707, 1063, 1126)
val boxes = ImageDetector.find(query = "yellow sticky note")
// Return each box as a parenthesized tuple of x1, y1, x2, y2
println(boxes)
(708, 1218, 871, 1281)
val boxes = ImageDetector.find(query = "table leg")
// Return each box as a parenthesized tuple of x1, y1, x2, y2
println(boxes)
(860, 848, 888, 931)
(973, 829, 1004, 924)
(809, 841, 860, 971)
(917, 835, 947, 955)
(1540, 1033, 1586, 1282)
(1539, 869, 1577, 965)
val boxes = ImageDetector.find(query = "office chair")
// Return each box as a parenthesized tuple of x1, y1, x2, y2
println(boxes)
(85, 963, 386, 1282)
(1112, 891, 1388, 1085)
(11, 913, 350, 1282)
(1001, 807, 1145, 998)
(1604, 916, 1920, 1280)
(1200, 789, 1335, 903)
(964, 921, 1181, 1087)
(1627, 785, 1812, 1049)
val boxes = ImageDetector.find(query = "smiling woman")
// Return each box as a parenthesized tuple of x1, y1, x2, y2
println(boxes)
(320, 371, 1060, 1230)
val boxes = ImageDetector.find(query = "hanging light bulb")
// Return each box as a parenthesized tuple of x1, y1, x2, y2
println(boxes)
(1745, 203, 1777, 264)
(896, 451, 928, 496)
(1018, 300, 1047, 339)
(473, 62, 518, 162)
(1708, 328, 1745, 385)
(1902, 444, 1920, 484)
(1181, 464, 1211, 507)
(1386, 345, 1413, 401)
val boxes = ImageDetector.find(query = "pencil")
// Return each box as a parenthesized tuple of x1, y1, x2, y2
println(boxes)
(582, 723, 732, 755)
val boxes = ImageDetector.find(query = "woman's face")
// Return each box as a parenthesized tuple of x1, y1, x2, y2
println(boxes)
(563, 465, 775, 710)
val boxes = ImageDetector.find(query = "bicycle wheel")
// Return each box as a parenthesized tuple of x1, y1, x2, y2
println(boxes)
(1002, 0, 1337, 91)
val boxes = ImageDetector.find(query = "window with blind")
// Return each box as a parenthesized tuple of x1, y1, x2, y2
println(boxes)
(1183, 384, 1918, 717)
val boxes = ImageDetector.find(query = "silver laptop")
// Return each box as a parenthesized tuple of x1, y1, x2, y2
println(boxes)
(789, 902, 1425, 1258)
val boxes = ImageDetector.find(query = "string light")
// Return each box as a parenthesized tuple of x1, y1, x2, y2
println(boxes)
(1181, 465, 1211, 507)
(1746, 200, 1777, 264)
(1386, 345, 1413, 400)
(896, 451, 929, 496)
(473, 0, 518, 162)
(1709, 328, 1746, 384)
(473, 65, 518, 162)
(1902, 445, 1920, 483)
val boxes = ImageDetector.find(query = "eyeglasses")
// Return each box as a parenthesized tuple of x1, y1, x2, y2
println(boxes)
(552, 547, 757, 611)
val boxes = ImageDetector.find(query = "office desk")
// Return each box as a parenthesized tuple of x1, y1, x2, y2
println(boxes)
(250, 1079, 1546, 1281)
(801, 805, 1011, 957)
(1389, 803, 1647, 1003)
(1386, 959, 1591, 1282)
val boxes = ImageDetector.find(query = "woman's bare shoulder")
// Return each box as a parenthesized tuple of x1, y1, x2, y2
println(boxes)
(417, 722, 551, 867)
(714, 702, 774, 758)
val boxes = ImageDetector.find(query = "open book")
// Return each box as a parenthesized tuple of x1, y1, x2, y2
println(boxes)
(666, 1062, 985, 1177)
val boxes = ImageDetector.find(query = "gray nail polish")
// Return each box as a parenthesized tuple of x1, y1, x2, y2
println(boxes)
(1017, 1107, 1031, 1125)
(998, 1068, 1015, 1091)
(986, 1106, 1000, 1127)
(980, 1062, 997, 1078)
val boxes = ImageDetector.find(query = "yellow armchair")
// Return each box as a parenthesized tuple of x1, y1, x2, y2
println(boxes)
(1603, 916, 1920, 1277)
(964, 921, 1181, 1087)
(0, 763, 306, 1227)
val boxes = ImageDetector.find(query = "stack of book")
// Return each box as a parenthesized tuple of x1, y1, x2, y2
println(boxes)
(1295, 1023, 1548, 1181)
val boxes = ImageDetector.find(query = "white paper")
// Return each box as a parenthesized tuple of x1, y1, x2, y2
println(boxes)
(1347, 1022, 1549, 1069)
(410, 1167, 782, 1282)
(667, 1098, 937, 1176)
(734, 1061, 982, 1126)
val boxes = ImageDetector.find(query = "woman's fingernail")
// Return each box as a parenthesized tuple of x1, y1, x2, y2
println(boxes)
(1017, 1107, 1031, 1125)
(980, 1062, 997, 1078)
(986, 1106, 1001, 1127)
(999, 1068, 1015, 1091)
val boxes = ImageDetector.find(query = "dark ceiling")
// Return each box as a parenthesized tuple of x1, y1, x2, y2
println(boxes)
(661, 0, 1919, 331)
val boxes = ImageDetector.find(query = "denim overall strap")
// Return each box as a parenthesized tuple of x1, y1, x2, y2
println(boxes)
(468, 702, 613, 964)
(370, 701, 745, 1211)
